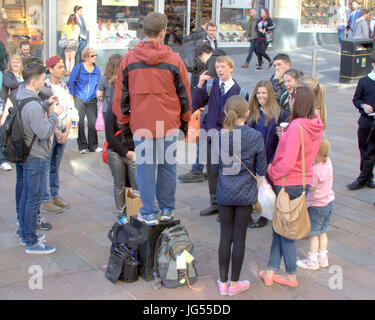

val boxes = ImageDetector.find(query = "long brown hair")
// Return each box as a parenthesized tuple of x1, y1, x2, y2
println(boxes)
(67, 14, 77, 31)
(223, 95, 249, 132)
(104, 54, 123, 85)
(248, 80, 281, 125)
(296, 76, 327, 127)
(290, 86, 316, 122)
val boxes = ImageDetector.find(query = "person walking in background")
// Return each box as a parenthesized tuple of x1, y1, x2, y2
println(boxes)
(40, 56, 73, 214)
(74, 5, 88, 65)
(241, 8, 258, 69)
(17, 63, 63, 254)
(347, 52, 375, 190)
(97, 54, 122, 121)
(269, 53, 290, 105)
(213, 95, 267, 296)
(352, 9, 370, 39)
(68, 47, 101, 154)
(203, 22, 218, 50)
(62, 14, 80, 75)
(254, 8, 275, 71)
(279, 69, 303, 112)
(337, 0, 350, 45)
(297, 76, 327, 128)
(259, 86, 324, 288)
(348, 2, 362, 39)
(297, 137, 335, 270)
(247, 80, 289, 228)
(112, 12, 192, 226)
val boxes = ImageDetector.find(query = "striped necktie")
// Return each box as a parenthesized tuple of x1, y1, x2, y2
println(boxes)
(220, 82, 225, 95)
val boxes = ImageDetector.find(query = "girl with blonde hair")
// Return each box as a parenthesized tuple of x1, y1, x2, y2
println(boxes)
(296, 76, 327, 127)
(212, 95, 267, 296)
(247, 80, 289, 228)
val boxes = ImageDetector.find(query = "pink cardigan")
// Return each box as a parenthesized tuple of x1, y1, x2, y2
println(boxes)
(268, 115, 324, 186)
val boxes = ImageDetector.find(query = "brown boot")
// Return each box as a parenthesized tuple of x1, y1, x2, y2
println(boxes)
(40, 201, 64, 213)
(52, 197, 70, 209)
(241, 62, 249, 68)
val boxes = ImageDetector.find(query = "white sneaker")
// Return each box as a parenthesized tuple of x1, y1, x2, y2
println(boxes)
(95, 147, 102, 152)
(80, 149, 87, 154)
(297, 252, 319, 270)
(0, 162, 12, 171)
(318, 250, 329, 268)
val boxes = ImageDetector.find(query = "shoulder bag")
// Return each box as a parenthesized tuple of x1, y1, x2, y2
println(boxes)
(272, 124, 311, 240)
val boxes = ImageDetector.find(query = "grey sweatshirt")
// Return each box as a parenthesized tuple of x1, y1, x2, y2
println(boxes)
(17, 85, 58, 159)
(353, 17, 370, 39)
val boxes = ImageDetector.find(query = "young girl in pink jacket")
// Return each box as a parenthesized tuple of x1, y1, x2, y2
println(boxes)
(259, 86, 324, 288)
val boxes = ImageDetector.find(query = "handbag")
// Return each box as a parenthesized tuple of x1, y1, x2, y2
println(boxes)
(272, 124, 311, 240)
(58, 32, 67, 49)
(95, 101, 105, 131)
(265, 31, 273, 43)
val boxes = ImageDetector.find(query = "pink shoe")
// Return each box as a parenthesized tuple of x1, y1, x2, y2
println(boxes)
(228, 280, 250, 296)
(217, 279, 229, 296)
(318, 251, 329, 268)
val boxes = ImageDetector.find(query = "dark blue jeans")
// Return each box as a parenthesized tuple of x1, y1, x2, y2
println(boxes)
(15, 162, 24, 218)
(18, 157, 49, 246)
(267, 185, 310, 275)
(42, 134, 66, 202)
(133, 133, 178, 216)
(75, 38, 87, 65)
(245, 39, 257, 64)
(192, 107, 207, 172)
(337, 26, 346, 44)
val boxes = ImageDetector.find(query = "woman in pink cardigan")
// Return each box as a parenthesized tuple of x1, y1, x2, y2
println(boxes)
(259, 86, 324, 288)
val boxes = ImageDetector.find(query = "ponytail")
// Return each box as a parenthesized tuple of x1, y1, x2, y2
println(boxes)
(223, 95, 249, 132)
(223, 109, 238, 132)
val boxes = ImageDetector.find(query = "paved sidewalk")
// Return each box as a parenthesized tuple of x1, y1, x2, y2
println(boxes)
(1, 43, 375, 300)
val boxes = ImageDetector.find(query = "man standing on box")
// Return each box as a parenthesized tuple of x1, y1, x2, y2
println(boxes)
(74, 5, 88, 65)
(348, 52, 375, 191)
(112, 12, 192, 226)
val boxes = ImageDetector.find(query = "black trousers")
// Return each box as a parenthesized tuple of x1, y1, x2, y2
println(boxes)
(255, 39, 272, 66)
(357, 116, 375, 184)
(219, 205, 252, 282)
(206, 141, 218, 207)
(74, 97, 98, 151)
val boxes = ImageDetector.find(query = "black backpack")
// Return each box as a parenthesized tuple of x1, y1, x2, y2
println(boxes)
(0, 97, 39, 163)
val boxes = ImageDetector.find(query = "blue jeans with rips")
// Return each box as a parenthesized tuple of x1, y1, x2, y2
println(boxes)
(42, 134, 66, 202)
(133, 133, 178, 216)
(18, 156, 49, 246)
(267, 185, 310, 275)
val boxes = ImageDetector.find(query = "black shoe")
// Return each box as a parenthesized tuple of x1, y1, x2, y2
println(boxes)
(255, 66, 263, 71)
(249, 216, 268, 228)
(268, 61, 273, 69)
(200, 206, 219, 216)
(367, 180, 375, 188)
(178, 170, 205, 183)
(347, 181, 366, 190)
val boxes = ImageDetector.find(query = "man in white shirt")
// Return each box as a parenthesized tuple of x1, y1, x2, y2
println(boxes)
(337, 0, 350, 44)
(203, 22, 218, 50)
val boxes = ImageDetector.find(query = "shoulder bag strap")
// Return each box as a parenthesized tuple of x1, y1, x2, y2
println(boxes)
(298, 124, 306, 189)
(234, 153, 260, 184)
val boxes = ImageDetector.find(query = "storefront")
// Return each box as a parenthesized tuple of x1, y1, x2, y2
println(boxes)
(1, 0, 47, 60)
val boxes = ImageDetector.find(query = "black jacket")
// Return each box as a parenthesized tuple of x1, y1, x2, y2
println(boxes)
(255, 18, 275, 39)
(1, 70, 24, 104)
(353, 75, 375, 120)
(270, 73, 286, 104)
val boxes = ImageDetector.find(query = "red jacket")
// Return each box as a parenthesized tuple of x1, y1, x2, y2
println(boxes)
(112, 41, 192, 138)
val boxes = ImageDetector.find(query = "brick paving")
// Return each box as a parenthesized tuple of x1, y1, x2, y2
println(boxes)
(1, 43, 375, 300)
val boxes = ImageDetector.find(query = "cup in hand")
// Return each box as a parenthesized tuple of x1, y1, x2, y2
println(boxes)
(276, 122, 289, 137)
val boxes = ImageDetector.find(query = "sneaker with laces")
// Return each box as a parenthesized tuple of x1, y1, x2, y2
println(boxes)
(217, 280, 229, 295)
(318, 251, 329, 268)
(296, 252, 319, 270)
(0, 162, 12, 171)
(228, 280, 250, 296)
(20, 234, 46, 246)
(36, 216, 52, 230)
(80, 149, 87, 154)
(137, 212, 159, 226)
(160, 209, 174, 222)
(15, 223, 22, 237)
(178, 170, 205, 183)
(25, 241, 56, 255)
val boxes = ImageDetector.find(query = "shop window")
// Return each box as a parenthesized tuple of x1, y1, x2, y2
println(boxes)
(1, 0, 44, 58)
(219, 0, 252, 44)
(96, 0, 154, 50)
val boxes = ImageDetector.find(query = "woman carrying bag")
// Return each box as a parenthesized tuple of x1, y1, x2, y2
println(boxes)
(259, 86, 323, 288)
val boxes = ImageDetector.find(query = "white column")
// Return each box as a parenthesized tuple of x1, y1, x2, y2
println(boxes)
(186, 0, 191, 36)
(156, 0, 165, 13)
(48, 0, 57, 57)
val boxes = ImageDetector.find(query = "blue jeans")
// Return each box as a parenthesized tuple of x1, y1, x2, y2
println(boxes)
(267, 185, 310, 275)
(192, 107, 207, 172)
(133, 133, 178, 216)
(245, 39, 257, 63)
(18, 157, 49, 246)
(337, 26, 346, 44)
(15, 162, 24, 218)
(75, 38, 87, 65)
(308, 201, 334, 236)
(42, 134, 66, 202)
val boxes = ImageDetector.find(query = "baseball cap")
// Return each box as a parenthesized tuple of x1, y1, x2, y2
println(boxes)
(74, 5, 82, 13)
(46, 56, 63, 69)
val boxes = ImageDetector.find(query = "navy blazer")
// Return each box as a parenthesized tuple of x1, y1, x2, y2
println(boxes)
(247, 109, 289, 164)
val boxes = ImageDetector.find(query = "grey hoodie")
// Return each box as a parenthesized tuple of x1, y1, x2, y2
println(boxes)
(17, 85, 58, 159)
(353, 17, 370, 39)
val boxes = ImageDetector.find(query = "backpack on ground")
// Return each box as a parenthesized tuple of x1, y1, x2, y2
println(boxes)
(206, 78, 249, 101)
(0, 97, 40, 163)
(153, 224, 198, 289)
